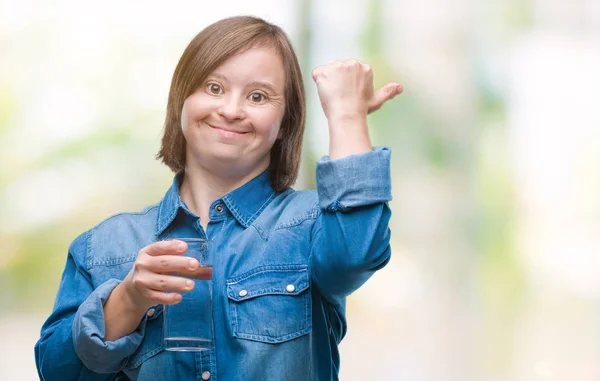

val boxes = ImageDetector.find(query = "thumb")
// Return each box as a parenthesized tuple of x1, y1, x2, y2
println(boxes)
(368, 83, 403, 114)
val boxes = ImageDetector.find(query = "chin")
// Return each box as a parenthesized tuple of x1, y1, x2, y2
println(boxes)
(202, 149, 253, 170)
(207, 146, 244, 161)
(189, 146, 268, 174)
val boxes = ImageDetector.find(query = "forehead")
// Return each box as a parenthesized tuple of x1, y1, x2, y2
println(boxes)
(210, 46, 286, 89)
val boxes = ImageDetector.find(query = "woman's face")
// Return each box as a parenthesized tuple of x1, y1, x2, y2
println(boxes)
(181, 46, 286, 176)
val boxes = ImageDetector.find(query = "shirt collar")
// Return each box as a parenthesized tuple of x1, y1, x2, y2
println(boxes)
(155, 170, 276, 236)
(222, 170, 276, 228)
(155, 171, 186, 236)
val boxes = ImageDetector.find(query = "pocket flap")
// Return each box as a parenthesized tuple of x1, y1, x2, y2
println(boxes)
(227, 265, 309, 302)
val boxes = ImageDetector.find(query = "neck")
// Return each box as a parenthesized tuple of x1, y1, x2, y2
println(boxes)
(179, 160, 269, 230)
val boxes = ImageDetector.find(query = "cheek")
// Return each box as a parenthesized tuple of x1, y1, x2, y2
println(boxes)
(255, 108, 285, 141)
(269, 123, 282, 141)
(180, 101, 189, 128)
(181, 94, 212, 128)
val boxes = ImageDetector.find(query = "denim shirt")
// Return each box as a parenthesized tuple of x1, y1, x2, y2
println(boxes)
(35, 147, 392, 381)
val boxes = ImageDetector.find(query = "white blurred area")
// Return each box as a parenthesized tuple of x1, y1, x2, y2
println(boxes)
(509, 33, 600, 298)
(1, 0, 600, 380)
(508, 33, 600, 380)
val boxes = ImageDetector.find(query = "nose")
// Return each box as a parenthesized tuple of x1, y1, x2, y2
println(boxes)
(218, 94, 245, 121)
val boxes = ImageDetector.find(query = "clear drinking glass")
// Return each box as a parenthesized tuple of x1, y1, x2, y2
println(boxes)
(163, 238, 213, 351)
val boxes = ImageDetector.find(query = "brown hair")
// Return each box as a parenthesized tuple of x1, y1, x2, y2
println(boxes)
(156, 16, 306, 192)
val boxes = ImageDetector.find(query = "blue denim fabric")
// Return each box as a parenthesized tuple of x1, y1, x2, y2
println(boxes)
(35, 147, 392, 381)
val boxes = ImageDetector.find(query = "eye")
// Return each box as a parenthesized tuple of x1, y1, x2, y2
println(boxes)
(207, 83, 223, 95)
(248, 92, 266, 103)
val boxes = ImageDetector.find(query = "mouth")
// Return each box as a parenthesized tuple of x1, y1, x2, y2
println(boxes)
(206, 123, 248, 135)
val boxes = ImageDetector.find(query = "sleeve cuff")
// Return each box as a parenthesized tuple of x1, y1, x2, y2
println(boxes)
(316, 146, 392, 212)
(72, 278, 148, 373)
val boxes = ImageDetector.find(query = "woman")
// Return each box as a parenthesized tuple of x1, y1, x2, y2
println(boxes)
(35, 15, 402, 381)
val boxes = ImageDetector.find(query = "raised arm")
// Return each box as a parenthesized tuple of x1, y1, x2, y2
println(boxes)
(309, 60, 401, 305)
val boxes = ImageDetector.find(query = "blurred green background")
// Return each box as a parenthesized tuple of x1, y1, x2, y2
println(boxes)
(1, 0, 599, 380)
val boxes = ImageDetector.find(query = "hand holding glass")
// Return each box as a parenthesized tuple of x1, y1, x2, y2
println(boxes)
(163, 238, 213, 351)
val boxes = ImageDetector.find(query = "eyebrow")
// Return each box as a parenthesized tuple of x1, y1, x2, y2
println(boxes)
(209, 73, 280, 94)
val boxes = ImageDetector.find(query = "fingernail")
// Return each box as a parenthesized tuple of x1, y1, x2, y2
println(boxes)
(188, 259, 198, 269)
(178, 242, 186, 250)
(185, 280, 194, 288)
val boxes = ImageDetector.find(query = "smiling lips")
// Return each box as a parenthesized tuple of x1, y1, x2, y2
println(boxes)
(207, 123, 248, 135)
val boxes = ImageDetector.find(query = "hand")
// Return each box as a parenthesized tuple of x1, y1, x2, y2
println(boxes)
(311, 59, 402, 121)
(121, 240, 211, 311)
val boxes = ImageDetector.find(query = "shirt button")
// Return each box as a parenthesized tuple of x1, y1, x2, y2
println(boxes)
(201, 371, 211, 380)
(146, 308, 155, 317)
(215, 204, 224, 213)
(286, 284, 295, 293)
(239, 289, 248, 297)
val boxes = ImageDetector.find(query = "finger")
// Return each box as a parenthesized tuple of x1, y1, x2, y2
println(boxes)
(145, 289, 184, 305)
(311, 68, 321, 83)
(312, 65, 331, 83)
(368, 83, 403, 114)
(359, 62, 373, 78)
(136, 273, 195, 293)
(146, 254, 200, 274)
(142, 240, 187, 257)
(183, 266, 213, 281)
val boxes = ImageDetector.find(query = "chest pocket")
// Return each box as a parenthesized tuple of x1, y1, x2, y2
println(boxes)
(226, 265, 312, 344)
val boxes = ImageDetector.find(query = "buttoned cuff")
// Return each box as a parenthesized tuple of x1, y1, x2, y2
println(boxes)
(72, 278, 148, 373)
(316, 146, 392, 212)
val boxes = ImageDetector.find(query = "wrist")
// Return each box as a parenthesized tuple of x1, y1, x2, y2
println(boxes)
(113, 281, 149, 315)
(326, 112, 368, 135)
(327, 124, 372, 160)
(326, 110, 367, 125)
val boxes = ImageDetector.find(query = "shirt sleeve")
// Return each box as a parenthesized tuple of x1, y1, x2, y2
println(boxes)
(34, 231, 148, 379)
(72, 278, 149, 373)
(309, 147, 393, 308)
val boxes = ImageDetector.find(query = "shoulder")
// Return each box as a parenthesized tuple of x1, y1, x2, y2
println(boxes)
(69, 203, 160, 270)
(253, 189, 321, 233)
(90, 204, 159, 240)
